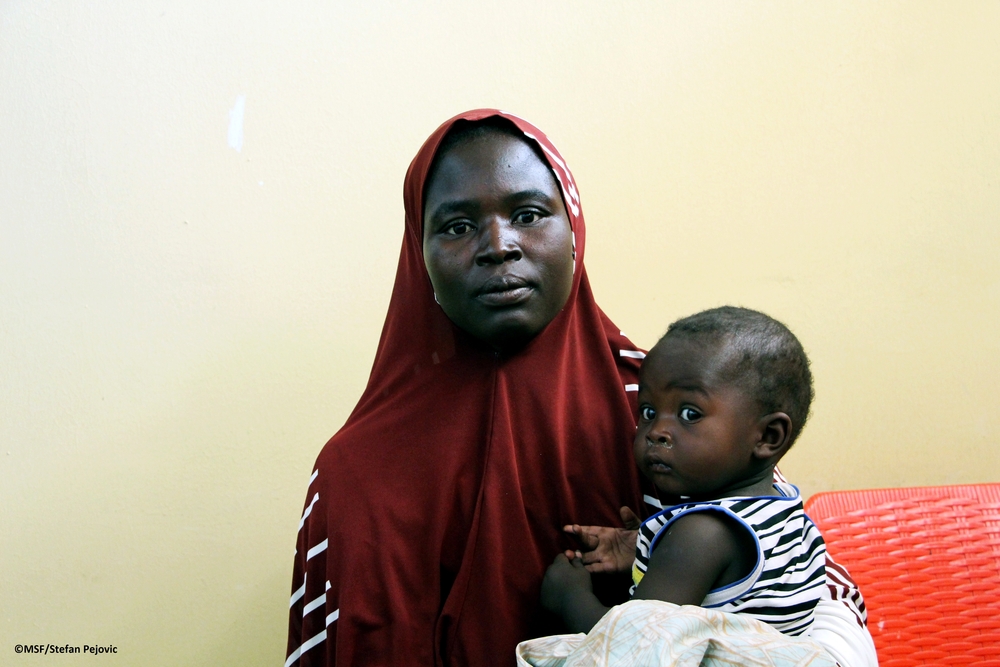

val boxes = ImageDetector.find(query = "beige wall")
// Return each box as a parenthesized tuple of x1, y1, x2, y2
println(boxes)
(2, 1, 997, 664)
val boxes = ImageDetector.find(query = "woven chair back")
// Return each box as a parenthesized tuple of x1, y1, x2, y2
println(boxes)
(805, 484, 1000, 667)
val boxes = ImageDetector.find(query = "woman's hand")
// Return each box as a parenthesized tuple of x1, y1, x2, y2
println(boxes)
(562, 506, 641, 573)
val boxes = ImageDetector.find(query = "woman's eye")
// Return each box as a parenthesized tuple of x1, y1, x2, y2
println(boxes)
(514, 210, 540, 225)
(678, 407, 701, 422)
(640, 406, 656, 421)
(445, 221, 472, 235)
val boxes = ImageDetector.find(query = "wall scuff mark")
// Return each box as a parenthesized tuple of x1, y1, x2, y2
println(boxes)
(228, 94, 246, 152)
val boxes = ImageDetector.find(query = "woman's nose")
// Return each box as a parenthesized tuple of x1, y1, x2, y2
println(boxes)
(476, 219, 522, 266)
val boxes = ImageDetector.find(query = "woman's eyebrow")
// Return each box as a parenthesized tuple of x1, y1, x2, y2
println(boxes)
(503, 189, 554, 206)
(428, 190, 555, 222)
(428, 199, 479, 220)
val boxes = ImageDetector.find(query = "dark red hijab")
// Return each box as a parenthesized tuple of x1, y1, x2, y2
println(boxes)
(286, 110, 649, 666)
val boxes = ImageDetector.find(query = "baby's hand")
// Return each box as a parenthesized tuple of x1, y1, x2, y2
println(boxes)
(562, 506, 641, 574)
(540, 554, 592, 616)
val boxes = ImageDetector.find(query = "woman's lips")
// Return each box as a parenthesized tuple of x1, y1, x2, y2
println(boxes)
(477, 286, 533, 307)
(476, 276, 533, 307)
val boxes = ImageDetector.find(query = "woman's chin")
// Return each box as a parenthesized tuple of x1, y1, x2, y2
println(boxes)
(475, 318, 544, 353)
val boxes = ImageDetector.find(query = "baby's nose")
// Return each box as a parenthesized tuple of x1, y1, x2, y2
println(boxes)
(647, 433, 674, 449)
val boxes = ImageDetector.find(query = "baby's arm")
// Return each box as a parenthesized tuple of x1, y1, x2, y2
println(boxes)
(631, 511, 748, 605)
(543, 511, 749, 634)
(540, 554, 610, 634)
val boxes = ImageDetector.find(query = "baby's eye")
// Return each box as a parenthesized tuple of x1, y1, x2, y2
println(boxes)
(678, 407, 702, 423)
(640, 406, 656, 421)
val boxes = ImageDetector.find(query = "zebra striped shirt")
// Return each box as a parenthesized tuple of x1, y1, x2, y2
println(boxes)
(630, 483, 826, 636)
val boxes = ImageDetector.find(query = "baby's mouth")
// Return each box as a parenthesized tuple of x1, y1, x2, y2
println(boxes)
(646, 457, 672, 474)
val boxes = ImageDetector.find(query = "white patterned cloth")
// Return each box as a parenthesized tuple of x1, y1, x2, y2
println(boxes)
(516, 600, 838, 667)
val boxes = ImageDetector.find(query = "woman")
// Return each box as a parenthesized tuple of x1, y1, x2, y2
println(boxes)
(286, 110, 875, 666)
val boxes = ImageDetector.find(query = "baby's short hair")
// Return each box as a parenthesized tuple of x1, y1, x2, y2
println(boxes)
(661, 306, 814, 445)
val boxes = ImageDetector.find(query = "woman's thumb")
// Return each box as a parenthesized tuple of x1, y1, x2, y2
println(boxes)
(619, 506, 640, 530)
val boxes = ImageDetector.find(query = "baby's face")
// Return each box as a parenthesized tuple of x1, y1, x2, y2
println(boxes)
(633, 337, 764, 501)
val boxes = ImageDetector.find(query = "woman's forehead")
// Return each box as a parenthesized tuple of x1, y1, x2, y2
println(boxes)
(423, 133, 563, 215)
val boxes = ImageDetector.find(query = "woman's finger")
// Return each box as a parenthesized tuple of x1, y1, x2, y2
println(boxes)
(577, 528, 602, 550)
(619, 506, 641, 530)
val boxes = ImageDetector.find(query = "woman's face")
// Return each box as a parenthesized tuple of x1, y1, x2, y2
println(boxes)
(422, 132, 575, 351)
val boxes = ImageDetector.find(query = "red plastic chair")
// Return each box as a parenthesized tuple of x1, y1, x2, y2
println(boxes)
(805, 484, 1000, 667)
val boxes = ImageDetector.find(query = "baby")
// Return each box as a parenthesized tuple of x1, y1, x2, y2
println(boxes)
(541, 306, 826, 637)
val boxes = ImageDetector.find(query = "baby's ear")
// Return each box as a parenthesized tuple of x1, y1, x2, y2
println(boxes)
(753, 413, 793, 460)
